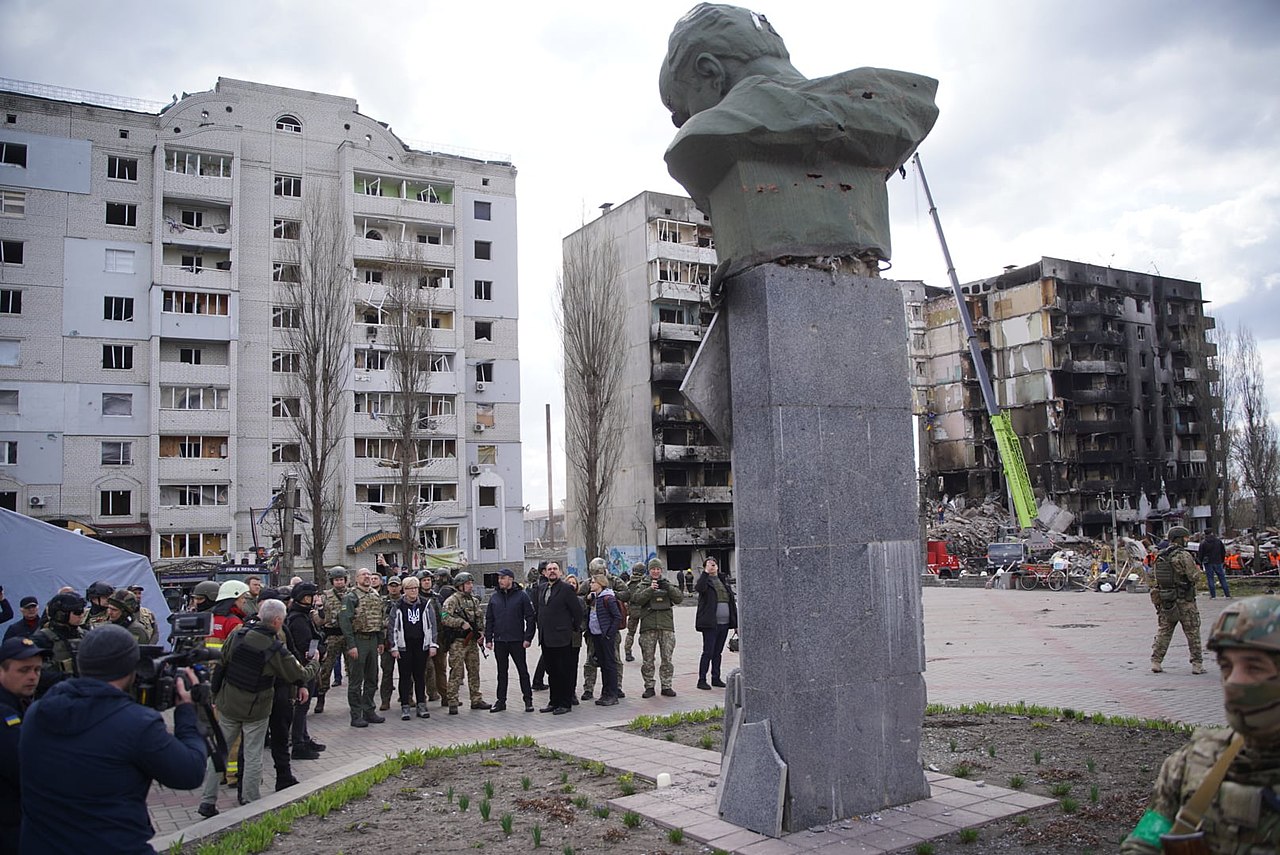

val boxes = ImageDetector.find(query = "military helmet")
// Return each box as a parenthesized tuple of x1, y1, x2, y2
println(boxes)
(258, 587, 283, 603)
(192, 580, 222, 602)
(292, 581, 319, 600)
(435, 569, 452, 582)
(48, 592, 86, 623)
(1167, 526, 1191, 541)
(630, 562, 647, 579)
(588, 557, 608, 574)
(108, 588, 139, 615)
(328, 566, 349, 582)
(216, 580, 250, 602)
(86, 580, 114, 599)
(1208, 596, 1280, 653)
(454, 571, 474, 586)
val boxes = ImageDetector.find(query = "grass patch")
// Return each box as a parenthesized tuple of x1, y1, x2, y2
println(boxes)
(951, 763, 973, 779)
(479, 799, 491, 821)
(627, 707, 723, 731)
(1061, 797, 1079, 814)
(667, 827, 685, 844)
(1033, 750, 1043, 765)
(483, 780, 495, 799)
(532, 823, 543, 848)
(698, 733, 715, 750)
(1008, 774, 1025, 790)
(915, 844, 936, 855)
(521, 776, 532, 791)
(572, 795, 590, 809)
(500, 813, 513, 835)
(594, 805, 611, 819)
(622, 811, 642, 828)
(458, 794, 471, 812)
(958, 828, 979, 844)
(618, 772, 637, 796)
(1089, 784, 1099, 804)
(923, 701, 1194, 734)
(1049, 782, 1072, 797)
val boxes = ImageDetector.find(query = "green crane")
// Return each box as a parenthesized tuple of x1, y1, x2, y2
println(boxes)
(913, 153, 1037, 530)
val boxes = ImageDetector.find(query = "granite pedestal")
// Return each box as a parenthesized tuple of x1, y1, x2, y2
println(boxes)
(713, 264, 929, 833)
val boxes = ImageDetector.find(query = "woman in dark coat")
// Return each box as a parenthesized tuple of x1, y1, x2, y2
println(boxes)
(694, 557, 737, 689)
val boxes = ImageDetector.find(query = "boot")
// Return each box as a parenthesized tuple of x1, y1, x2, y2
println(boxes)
(616, 690, 625, 699)
(471, 700, 492, 711)
(364, 710, 386, 724)
(625, 652, 635, 662)
(595, 696, 618, 706)
(350, 712, 368, 728)
(401, 704, 412, 721)
(581, 690, 594, 701)
(306, 739, 326, 752)
(697, 680, 712, 690)
(379, 699, 391, 711)
(661, 687, 677, 697)
(642, 687, 656, 698)
(1191, 663, 1206, 675)
(489, 701, 507, 713)
(313, 693, 325, 714)
(449, 705, 459, 715)
(197, 803, 219, 819)
(1150, 660, 1164, 673)
(291, 745, 321, 760)
(711, 678, 726, 688)
(416, 702, 431, 719)
(276, 773, 299, 791)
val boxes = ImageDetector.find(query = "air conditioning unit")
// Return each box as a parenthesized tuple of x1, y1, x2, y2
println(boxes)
(29, 496, 45, 508)
(475, 381, 487, 392)
(473, 423, 486, 433)
(439, 277, 452, 289)
(468, 464, 482, 476)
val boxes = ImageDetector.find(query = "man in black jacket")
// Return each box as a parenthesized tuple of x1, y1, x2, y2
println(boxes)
(1199, 531, 1230, 599)
(534, 562, 583, 715)
(284, 583, 325, 761)
(1, 637, 43, 854)
(484, 569, 536, 713)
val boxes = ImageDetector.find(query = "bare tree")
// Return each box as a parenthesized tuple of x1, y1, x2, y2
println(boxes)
(380, 242, 436, 565)
(282, 191, 351, 583)
(1215, 323, 1238, 530)
(1225, 324, 1280, 529)
(558, 231, 627, 560)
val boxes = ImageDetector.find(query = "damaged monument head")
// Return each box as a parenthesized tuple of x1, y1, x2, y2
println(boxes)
(660, 2, 939, 280)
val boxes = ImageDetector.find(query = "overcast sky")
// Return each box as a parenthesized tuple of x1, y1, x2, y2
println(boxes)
(4, 0, 1277, 511)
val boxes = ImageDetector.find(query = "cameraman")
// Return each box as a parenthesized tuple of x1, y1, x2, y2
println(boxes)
(19, 624, 206, 854)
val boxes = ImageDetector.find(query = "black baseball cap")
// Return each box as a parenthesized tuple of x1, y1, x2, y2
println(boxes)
(0, 637, 46, 663)
(19, 596, 38, 608)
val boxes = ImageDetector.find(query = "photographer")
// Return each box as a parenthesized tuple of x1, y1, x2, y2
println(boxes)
(19, 624, 206, 854)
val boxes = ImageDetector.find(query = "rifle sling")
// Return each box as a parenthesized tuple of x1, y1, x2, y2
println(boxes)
(1171, 732, 1246, 834)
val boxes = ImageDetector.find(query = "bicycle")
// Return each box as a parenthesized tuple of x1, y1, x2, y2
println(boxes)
(1016, 563, 1068, 592)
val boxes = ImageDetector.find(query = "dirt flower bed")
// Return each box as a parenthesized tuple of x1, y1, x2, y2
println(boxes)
(185, 741, 695, 855)
(623, 706, 1195, 854)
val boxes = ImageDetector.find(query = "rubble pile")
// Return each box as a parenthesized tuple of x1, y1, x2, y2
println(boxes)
(927, 501, 1010, 557)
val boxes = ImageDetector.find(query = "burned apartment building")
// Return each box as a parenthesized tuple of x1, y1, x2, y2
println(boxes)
(562, 191, 731, 578)
(919, 257, 1222, 536)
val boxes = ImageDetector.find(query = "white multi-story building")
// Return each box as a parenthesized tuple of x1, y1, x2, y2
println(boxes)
(0, 77, 524, 575)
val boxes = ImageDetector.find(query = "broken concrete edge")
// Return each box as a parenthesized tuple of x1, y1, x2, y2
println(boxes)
(719, 717, 788, 837)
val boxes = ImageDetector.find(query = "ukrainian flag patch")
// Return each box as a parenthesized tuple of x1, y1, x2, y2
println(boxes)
(4, 714, 20, 727)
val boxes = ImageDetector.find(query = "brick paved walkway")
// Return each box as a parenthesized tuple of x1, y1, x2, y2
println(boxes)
(150, 588, 1230, 847)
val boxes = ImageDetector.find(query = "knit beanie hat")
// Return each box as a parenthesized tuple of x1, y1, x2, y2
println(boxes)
(78, 624, 140, 681)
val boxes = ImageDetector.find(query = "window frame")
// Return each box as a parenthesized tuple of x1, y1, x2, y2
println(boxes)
(273, 174, 302, 198)
(105, 202, 138, 228)
(0, 142, 27, 168)
(102, 344, 134, 370)
(99, 489, 132, 517)
(0, 240, 23, 266)
(101, 392, 133, 417)
(474, 200, 491, 221)
(104, 248, 135, 274)
(0, 189, 25, 218)
(276, 115, 303, 134)
(473, 240, 492, 260)
(106, 155, 139, 182)
(272, 218, 300, 240)
(473, 280, 493, 301)
(0, 289, 21, 315)
(100, 441, 133, 466)
(272, 351, 301, 373)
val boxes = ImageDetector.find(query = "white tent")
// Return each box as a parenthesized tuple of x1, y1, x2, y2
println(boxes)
(0, 508, 171, 642)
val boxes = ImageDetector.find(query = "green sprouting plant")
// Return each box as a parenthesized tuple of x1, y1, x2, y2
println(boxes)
(1089, 784, 1099, 804)
(699, 733, 715, 750)
(948, 738, 958, 753)
(1061, 797, 1079, 814)
(1033, 750, 1043, 765)
(484, 780, 495, 799)
(665, 734, 675, 742)
(573, 795, 589, 809)
(618, 772, 637, 796)
(479, 799, 491, 821)
(587, 760, 606, 776)
(446, 785, 455, 803)
(667, 828, 685, 844)
(500, 813, 513, 835)
(521, 776, 532, 791)
(594, 805, 610, 819)
(958, 828, 979, 844)
(458, 794, 470, 811)
(559, 771, 569, 784)
(1008, 775, 1026, 790)
(561, 783, 575, 794)
(480, 759, 502, 767)
(915, 844, 937, 855)
(951, 763, 972, 779)
(532, 823, 543, 848)
(1015, 816, 1030, 828)
(563, 847, 574, 855)
(987, 745, 996, 758)
(1050, 783, 1072, 797)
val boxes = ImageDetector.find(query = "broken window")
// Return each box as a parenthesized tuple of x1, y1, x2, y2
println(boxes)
(107, 156, 138, 181)
(100, 490, 132, 516)
(101, 393, 133, 416)
(105, 202, 137, 227)
(419, 526, 459, 549)
(475, 403, 495, 427)
(474, 280, 493, 300)
(476, 444, 497, 465)
(419, 482, 457, 503)
(101, 441, 132, 465)
(102, 344, 133, 370)
(272, 305, 300, 328)
(0, 241, 22, 265)
(274, 175, 302, 197)
(272, 263, 300, 283)
(271, 443, 301, 463)
(271, 397, 300, 418)
(0, 289, 20, 314)
(475, 362, 494, 382)
(0, 142, 28, 167)
(354, 349, 387, 371)
(479, 528, 498, 550)
(273, 218, 300, 240)
(272, 351, 301, 373)
(474, 320, 492, 342)
(179, 347, 202, 365)
(478, 486, 497, 507)
(163, 290, 229, 315)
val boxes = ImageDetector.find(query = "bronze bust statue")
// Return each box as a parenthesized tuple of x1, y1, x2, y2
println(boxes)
(660, 3, 939, 280)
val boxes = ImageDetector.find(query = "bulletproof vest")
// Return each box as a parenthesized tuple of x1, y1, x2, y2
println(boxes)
(445, 592, 481, 627)
(348, 588, 384, 632)
(35, 626, 79, 673)
(223, 626, 281, 693)
(323, 588, 345, 628)
(1178, 732, 1280, 850)
(1154, 548, 1180, 591)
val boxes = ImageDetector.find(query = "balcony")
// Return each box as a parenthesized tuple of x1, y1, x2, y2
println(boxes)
(1061, 329, 1125, 346)
(650, 280, 710, 304)
(158, 362, 231, 387)
(657, 527, 735, 547)
(1064, 418, 1130, 434)
(1174, 421, 1202, 436)
(1058, 359, 1125, 375)
(656, 485, 733, 504)
(1062, 387, 1128, 405)
(1080, 479, 1137, 493)
(1063, 300, 1123, 318)
(655, 444, 730, 464)
(647, 238, 715, 265)
(157, 264, 232, 290)
(159, 311, 233, 341)
(162, 219, 232, 251)
(650, 322, 703, 343)
(163, 169, 232, 203)
(352, 236, 455, 268)
(158, 409, 231, 434)
(1179, 450, 1209, 464)
(352, 192, 454, 224)
(1077, 448, 1128, 464)
(154, 504, 234, 531)
(654, 403, 699, 423)
(651, 363, 689, 384)
(157, 456, 231, 481)
(1191, 505, 1212, 519)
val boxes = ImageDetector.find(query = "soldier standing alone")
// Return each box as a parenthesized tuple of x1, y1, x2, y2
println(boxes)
(1150, 526, 1206, 675)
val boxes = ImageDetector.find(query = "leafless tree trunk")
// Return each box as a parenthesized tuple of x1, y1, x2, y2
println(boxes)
(558, 231, 626, 560)
(282, 191, 350, 584)
(382, 242, 436, 566)
(1225, 324, 1280, 530)
(1215, 323, 1238, 531)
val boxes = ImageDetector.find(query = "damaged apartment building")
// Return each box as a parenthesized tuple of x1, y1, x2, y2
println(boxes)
(917, 257, 1222, 536)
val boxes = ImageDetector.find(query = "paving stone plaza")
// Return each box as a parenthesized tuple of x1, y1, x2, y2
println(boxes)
(150, 588, 1231, 850)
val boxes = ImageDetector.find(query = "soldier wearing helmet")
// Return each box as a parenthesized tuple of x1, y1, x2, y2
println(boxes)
(312, 566, 350, 714)
(191, 580, 222, 612)
(84, 581, 115, 629)
(440, 571, 490, 714)
(1122, 596, 1280, 853)
(1149, 526, 1205, 675)
(32, 593, 86, 680)
(103, 588, 150, 645)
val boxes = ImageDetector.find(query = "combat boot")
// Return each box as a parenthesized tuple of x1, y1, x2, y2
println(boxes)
(292, 744, 321, 760)
(1191, 662, 1206, 674)
(364, 710, 386, 724)
(350, 712, 368, 728)
(416, 702, 430, 719)
(401, 704, 412, 721)
(449, 704, 459, 715)
(471, 699, 492, 711)
(313, 693, 325, 714)
(1150, 660, 1164, 673)
(642, 687, 656, 698)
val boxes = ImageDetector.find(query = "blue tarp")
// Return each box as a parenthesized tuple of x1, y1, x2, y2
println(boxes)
(0, 508, 171, 641)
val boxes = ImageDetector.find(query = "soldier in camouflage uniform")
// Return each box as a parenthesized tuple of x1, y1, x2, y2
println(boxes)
(632, 557, 683, 697)
(338, 568, 386, 727)
(1122, 595, 1280, 853)
(581, 558, 629, 700)
(105, 589, 151, 644)
(623, 563, 646, 662)
(32, 593, 86, 684)
(126, 585, 158, 643)
(378, 576, 400, 710)
(313, 567, 349, 714)
(83, 580, 114, 630)
(1150, 526, 1206, 675)
(441, 572, 490, 714)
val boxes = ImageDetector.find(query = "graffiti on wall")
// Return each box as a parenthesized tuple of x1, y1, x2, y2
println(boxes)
(565, 545, 656, 579)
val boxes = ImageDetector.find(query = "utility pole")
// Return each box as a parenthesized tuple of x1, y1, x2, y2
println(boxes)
(545, 403, 556, 548)
(281, 472, 297, 582)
